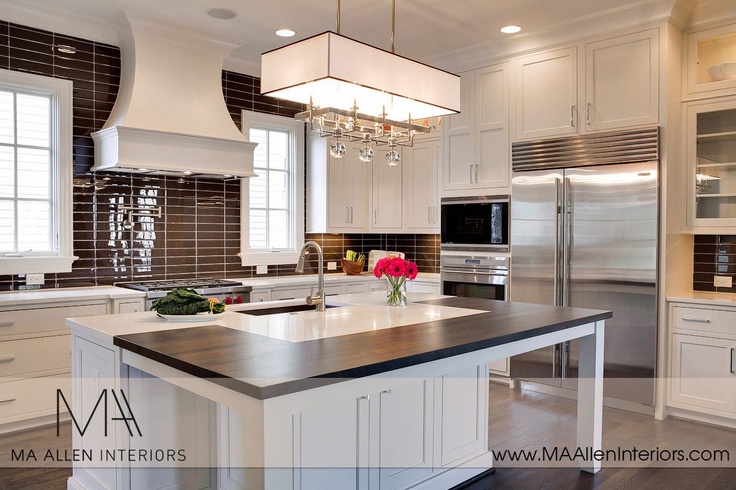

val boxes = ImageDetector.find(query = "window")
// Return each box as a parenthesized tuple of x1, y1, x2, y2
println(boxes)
(0, 69, 75, 275)
(240, 111, 304, 266)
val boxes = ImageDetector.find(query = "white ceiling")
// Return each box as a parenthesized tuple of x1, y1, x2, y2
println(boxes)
(0, 0, 705, 74)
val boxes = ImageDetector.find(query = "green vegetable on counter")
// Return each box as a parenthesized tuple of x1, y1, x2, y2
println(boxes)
(150, 288, 226, 315)
(345, 250, 365, 263)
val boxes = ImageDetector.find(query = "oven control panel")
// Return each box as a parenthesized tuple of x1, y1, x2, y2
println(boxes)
(440, 255, 509, 270)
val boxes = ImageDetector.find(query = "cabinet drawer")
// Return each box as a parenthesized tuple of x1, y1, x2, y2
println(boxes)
(0, 374, 70, 423)
(672, 306, 736, 336)
(0, 335, 70, 379)
(0, 303, 108, 339)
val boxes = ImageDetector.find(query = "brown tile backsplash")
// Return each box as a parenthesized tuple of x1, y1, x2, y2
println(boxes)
(0, 19, 440, 291)
(693, 235, 736, 293)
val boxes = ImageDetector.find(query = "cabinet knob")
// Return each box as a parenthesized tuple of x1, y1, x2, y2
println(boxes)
(0, 355, 15, 364)
(0, 321, 16, 328)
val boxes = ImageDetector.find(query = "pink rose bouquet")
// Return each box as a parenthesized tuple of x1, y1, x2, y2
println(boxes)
(373, 256, 418, 306)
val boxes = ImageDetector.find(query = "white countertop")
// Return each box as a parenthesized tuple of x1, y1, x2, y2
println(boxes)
(667, 290, 736, 307)
(0, 273, 440, 307)
(237, 272, 440, 288)
(66, 291, 449, 345)
(0, 285, 146, 308)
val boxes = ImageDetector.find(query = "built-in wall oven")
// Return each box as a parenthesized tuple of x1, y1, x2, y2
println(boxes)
(440, 195, 510, 300)
(440, 254, 509, 301)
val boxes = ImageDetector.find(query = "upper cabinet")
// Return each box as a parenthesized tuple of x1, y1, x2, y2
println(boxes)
(442, 63, 510, 196)
(686, 24, 736, 99)
(512, 47, 578, 140)
(685, 96, 736, 231)
(512, 29, 659, 141)
(307, 135, 441, 234)
(403, 136, 441, 232)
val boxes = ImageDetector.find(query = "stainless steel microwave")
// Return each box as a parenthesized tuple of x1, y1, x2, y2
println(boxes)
(440, 196, 509, 252)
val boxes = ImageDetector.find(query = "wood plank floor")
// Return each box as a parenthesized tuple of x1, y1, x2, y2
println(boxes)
(1, 382, 735, 489)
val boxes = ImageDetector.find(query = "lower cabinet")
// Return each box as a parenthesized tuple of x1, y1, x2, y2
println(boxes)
(291, 366, 487, 490)
(671, 333, 736, 414)
(0, 301, 109, 433)
(668, 303, 736, 423)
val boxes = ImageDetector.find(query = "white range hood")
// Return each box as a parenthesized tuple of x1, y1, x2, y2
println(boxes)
(92, 15, 256, 178)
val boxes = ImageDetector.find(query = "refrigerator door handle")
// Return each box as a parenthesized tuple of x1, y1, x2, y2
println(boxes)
(554, 177, 563, 306)
(563, 176, 572, 307)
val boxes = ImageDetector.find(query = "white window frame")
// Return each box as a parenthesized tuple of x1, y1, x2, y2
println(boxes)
(0, 69, 76, 275)
(239, 111, 305, 266)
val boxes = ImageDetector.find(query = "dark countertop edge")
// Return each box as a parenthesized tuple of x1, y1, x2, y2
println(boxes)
(112, 300, 611, 401)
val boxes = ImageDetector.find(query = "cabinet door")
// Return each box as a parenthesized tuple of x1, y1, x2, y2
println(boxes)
(513, 47, 578, 141)
(376, 380, 434, 490)
(475, 64, 510, 189)
(326, 139, 370, 231)
(403, 138, 439, 231)
(372, 153, 402, 230)
(439, 365, 488, 467)
(585, 30, 658, 131)
(442, 71, 476, 192)
(685, 98, 736, 230)
(671, 333, 736, 414)
(293, 396, 368, 490)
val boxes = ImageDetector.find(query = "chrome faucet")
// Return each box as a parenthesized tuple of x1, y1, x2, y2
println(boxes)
(295, 241, 325, 311)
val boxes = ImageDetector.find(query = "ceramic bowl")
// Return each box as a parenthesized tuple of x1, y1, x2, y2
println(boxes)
(707, 62, 736, 81)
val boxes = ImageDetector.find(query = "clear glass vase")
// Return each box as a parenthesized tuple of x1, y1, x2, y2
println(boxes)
(386, 276, 407, 307)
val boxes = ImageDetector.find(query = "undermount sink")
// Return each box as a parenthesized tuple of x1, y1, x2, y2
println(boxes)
(237, 303, 341, 316)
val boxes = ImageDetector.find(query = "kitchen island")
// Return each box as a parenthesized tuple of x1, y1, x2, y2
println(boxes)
(66, 293, 610, 490)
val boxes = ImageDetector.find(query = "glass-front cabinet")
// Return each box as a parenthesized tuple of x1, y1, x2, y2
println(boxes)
(687, 24, 736, 98)
(687, 97, 736, 231)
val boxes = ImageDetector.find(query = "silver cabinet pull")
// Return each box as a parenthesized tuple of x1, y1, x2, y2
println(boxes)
(358, 395, 370, 401)
(350, 207, 354, 224)
(469, 165, 474, 184)
(428, 207, 432, 224)
(0, 355, 15, 364)
(373, 208, 377, 225)
(586, 102, 592, 126)
(570, 105, 576, 128)
(345, 206, 350, 223)
(0, 396, 16, 404)
(474, 164, 479, 184)
(381, 389, 392, 395)
(681, 317, 711, 324)
(731, 348, 735, 375)
(0, 321, 15, 328)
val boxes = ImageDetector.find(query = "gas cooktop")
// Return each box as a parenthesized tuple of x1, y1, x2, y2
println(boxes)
(116, 278, 245, 292)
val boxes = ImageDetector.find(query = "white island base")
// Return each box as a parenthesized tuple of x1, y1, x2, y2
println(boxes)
(67, 297, 604, 490)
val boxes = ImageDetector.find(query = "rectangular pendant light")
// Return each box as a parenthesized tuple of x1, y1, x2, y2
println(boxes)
(260, 31, 460, 122)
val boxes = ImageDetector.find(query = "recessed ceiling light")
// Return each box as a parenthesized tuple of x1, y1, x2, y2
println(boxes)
(500, 25, 522, 34)
(206, 8, 238, 20)
(276, 29, 296, 37)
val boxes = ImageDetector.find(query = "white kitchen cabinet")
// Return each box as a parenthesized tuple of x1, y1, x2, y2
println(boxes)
(671, 333, 736, 414)
(686, 23, 736, 99)
(684, 96, 736, 231)
(488, 358, 510, 377)
(113, 298, 145, 314)
(293, 378, 434, 490)
(372, 152, 403, 230)
(512, 29, 658, 140)
(438, 365, 488, 467)
(512, 47, 578, 141)
(584, 30, 659, 131)
(271, 286, 315, 301)
(308, 136, 370, 233)
(442, 64, 510, 196)
(403, 137, 440, 232)
(406, 279, 440, 295)
(72, 334, 217, 490)
(668, 303, 736, 424)
(0, 301, 108, 434)
(250, 288, 272, 302)
(376, 379, 434, 490)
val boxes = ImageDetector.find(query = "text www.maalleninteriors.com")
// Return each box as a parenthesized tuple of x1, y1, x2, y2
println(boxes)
(492, 447, 731, 464)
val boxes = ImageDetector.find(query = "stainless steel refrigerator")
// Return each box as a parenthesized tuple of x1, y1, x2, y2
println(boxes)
(509, 157, 659, 408)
